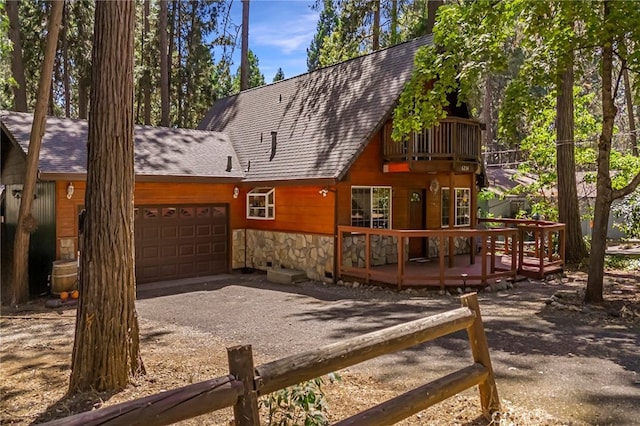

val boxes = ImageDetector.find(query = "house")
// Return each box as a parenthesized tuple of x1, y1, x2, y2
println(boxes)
(481, 168, 533, 219)
(483, 168, 626, 240)
(1, 113, 244, 294)
(1, 35, 498, 294)
(198, 34, 484, 282)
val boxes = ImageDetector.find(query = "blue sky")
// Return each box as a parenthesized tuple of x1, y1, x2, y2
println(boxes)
(225, 0, 319, 81)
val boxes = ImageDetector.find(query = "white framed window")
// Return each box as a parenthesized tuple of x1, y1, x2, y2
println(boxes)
(442, 187, 470, 227)
(351, 186, 391, 229)
(247, 187, 275, 220)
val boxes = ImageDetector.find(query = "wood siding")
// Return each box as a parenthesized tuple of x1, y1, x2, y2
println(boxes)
(55, 181, 244, 259)
(338, 131, 475, 231)
(244, 186, 335, 235)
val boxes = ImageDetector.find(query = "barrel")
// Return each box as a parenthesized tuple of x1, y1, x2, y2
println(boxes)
(51, 260, 78, 294)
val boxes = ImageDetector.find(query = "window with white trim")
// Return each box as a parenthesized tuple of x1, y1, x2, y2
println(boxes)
(351, 186, 391, 229)
(247, 187, 275, 219)
(441, 187, 471, 227)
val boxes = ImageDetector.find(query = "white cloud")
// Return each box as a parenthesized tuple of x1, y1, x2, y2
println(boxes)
(251, 10, 318, 55)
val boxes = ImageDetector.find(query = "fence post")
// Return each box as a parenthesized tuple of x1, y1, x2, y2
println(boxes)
(228, 345, 260, 426)
(460, 293, 501, 417)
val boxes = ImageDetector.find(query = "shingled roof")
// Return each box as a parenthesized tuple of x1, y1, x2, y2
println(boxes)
(0, 111, 244, 180)
(198, 35, 432, 183)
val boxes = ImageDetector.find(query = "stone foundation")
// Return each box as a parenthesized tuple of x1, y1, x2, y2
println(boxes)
(427, 236, 472, 257)
(341, 234, 408, 268)
(232, 229, 334, 282)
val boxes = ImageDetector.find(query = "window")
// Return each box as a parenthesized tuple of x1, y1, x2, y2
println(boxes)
(455, 188, 471, 226)
(247, 187, 275, 219)
(441, 189, 450, 227)
(442, 187, 470, 227)
(351, 186, 391, 229)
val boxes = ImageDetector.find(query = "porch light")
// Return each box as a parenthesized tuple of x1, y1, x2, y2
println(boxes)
(233, 186, 240, 199)
(429, 178, 439, 194)
(66, 182, 75, 199)
(319, 187, 329, 197)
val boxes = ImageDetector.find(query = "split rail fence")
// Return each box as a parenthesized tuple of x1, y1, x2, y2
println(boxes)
(42, 293, 499, 426)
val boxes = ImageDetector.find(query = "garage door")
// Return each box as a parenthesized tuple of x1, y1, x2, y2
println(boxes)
(134, 204, 228, 284)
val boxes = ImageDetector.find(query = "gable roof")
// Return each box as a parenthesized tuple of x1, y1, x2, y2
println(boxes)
(198, 35, 433, 183)
(0, 111, 244, 181)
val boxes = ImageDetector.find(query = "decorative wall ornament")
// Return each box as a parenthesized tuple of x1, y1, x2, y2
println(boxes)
(429, 178, 439, 194)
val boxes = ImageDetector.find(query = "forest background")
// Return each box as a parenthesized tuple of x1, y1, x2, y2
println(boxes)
(1, 0, 639, 299)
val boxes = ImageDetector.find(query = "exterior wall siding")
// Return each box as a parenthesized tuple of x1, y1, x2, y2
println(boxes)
(341, 234, 409, 268)
(55, 180, 243, 263)
(237, 229, 334, 282)
(3, 182, 56, 295)
(337, 132, 476, 231)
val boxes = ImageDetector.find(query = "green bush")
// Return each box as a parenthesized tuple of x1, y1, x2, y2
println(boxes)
(260, 374, 341, 426)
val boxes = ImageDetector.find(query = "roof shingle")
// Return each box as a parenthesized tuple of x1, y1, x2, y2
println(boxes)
(198, 36, 432, 182)
(0, 111, 244, 179)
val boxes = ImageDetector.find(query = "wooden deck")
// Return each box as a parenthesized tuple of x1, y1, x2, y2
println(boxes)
(338, 219, 565, 290)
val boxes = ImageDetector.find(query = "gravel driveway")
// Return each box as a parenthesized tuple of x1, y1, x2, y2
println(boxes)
(136, 272, 640, 425)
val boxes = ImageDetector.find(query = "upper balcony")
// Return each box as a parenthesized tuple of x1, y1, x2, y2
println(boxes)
(382, 117, 482, 173)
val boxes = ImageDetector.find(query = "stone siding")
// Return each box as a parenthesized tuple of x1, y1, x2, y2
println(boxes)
(232, 229, 334, 282)
(341, 234, 407, 268)
(427, 236, 472, 257)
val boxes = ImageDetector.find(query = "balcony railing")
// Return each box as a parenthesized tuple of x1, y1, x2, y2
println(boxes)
(383, 118, 482, 168)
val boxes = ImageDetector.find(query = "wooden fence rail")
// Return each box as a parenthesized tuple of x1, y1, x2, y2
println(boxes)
(41, 294, 499, 426)
(41, 375, 244, 426)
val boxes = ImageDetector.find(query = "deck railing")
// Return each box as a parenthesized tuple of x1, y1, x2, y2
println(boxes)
(383, 117, 482, 164)
(338, 219, 565, 289)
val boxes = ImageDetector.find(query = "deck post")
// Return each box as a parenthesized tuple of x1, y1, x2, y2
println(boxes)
(559, 227, 566, 266)
(228, 345, 260, 426)
(365, 231, 371, 284)
(480, 233, 487, 285)
(490, 235, 496, 274)
(539, 229, 546, 278)
(517, 228, 525, 274)
(439, 235, 445, 291)
(337, 229, 343, 281)
(461, 294, 501, 417)
(510, 231, 517, 276)
(397, 234, 404, 290)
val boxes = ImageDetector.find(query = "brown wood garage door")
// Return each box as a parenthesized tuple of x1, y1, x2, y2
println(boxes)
(134, 204, 228, 284)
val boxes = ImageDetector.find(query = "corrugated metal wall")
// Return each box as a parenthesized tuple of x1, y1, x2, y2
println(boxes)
(3, 182, 56, 296)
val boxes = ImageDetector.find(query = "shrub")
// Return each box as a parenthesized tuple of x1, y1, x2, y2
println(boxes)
(260, 374, 340, 426)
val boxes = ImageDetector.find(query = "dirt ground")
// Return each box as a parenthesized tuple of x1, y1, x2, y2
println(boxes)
(1, 266, 639, 425)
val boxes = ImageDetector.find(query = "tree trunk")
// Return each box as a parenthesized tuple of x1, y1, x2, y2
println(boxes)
(556, 57, 587, 264)
(240, 0, 249, 91)
(622, 68, 637, 156)
(69, 0, 144, 392)
(78, 79, 89, 119)
(73, 0, 92, 120)
(481, 75, 494, 148)
(426, 0, 443, 35)
(143, 0, 151, 125)
(176, 2, 183, 128)
(6, 1, 64, 306)
(372, 0, 380, 51)
(62, 3, 71, 117)
(159, 0, 170, 126)
(585, 2, 615, 304)
(390, 0, 398, 45)
(6, 0, 28, 112)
